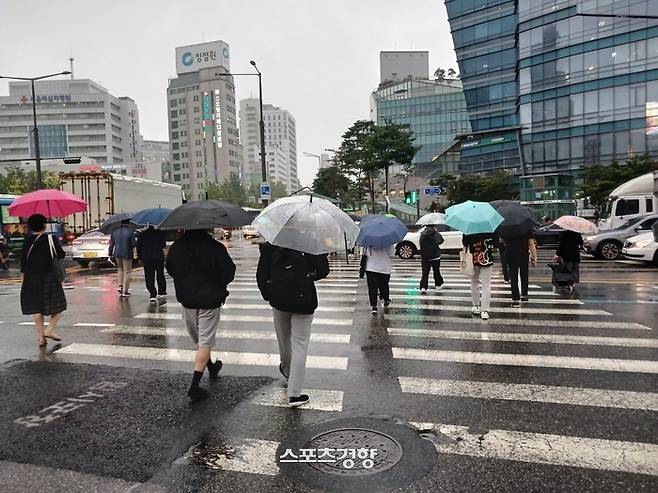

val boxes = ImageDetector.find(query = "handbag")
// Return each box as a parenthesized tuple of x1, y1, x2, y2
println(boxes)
(47, 234, 66, 283)
(459, 247, 475, 277)
(359, 253, 367, 278)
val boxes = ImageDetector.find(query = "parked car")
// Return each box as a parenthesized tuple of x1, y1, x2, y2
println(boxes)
(622, 232, 658, 266)
(534, 223, 565, 247)
(583, 214, 658, 260)
(396, 225, 463, 259)
(242, 224, 261, 239)
(68, 229, 111, 267)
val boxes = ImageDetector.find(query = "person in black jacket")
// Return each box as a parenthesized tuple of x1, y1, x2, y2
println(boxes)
(256, 242, 329, 407)
(419, 225, 444, 293)
(137, 227, 167, 303)
(20, 214, 66, 347)
(554, 229, 583, 291)
(166, 229, 236, 401)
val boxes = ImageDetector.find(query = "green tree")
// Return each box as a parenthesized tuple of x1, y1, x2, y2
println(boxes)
(0, 166, 59, 194)
(206, 174, 249, 205)
(432, 171, 515, 204)
(579, 154, 657, 214)
(312, 166, 350, 199)
(269, 181, 289, 200)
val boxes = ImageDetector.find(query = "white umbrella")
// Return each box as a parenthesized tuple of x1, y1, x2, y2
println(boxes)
(416, 212, 446, 226)
(554, 215, 598, 234)
(252, 195, 360, 255)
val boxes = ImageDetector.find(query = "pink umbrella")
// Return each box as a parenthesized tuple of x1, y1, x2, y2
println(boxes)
(554, 215, 598, 234)
(8, 189, 87, 218)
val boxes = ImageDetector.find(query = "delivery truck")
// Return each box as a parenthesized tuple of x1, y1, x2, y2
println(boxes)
(59, 172, 183, 234)
(598, 171, 658, 230)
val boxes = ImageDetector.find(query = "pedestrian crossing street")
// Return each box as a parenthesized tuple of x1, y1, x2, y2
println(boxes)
(24, 244, 658, 482)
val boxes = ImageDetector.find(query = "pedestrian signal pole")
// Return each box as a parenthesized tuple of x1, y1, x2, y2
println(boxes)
(416, 188, 420, 221)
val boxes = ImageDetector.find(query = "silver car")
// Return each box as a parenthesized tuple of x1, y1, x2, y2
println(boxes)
(583, 214, 658, 260)
(68, 229, 111, 267)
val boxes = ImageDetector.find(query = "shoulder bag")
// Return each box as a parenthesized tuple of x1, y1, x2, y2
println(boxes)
(459, 247, 475, 277)
(47, 234, 66, 283)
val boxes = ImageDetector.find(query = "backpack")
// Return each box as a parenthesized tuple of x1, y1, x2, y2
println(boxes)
(268, 247, 318, 314)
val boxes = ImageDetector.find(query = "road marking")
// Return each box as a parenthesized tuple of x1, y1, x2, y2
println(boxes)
(230, 282, 357, 289)
(19, 322, 35, 326)
(226, 295, 357, 303)
(101, 326, 351, 344)
(388, 281, 543, 289)
(57, 343, 349, 369)
(389, 288, 559, 296)
(412, 421, 658, 476)
(73, 323, 116, 327)
(392, 347, 658, 374)
(230, 287, 356, 295)
(389, 304, 610, 316)
(252, 388, 344, 412)
(223, 304, 355, 313)
(133, 313, 353, 325)
(388, 293, 580, 304)
(398, 377, 658, 411)
(189, 438, 279, 476)
(385, 314, 652, 330)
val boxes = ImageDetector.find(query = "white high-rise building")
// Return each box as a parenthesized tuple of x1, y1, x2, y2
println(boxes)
(167, 40, 241, 200)
(0, 79, 141, 167)
(239, 98, 298, 193)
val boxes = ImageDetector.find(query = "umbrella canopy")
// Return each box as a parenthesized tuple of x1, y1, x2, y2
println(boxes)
(490, 200, 537, 238)
(416, 212, 446, 226)
(131, 207, 172, 227)
(99, 212, 134, 234)
(8, 189, 87, 218)
(356, 215, 408, 248)
(252, 195, 360, 255)
(158, 200, 249, 230)
(445, 200, 504, 235)
(554, 215, 598, 234)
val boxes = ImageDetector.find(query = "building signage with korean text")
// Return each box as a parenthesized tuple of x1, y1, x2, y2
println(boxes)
(175, 41, 230, 75)
(20, 95, 72, 104)
(214, 89, 222, 148)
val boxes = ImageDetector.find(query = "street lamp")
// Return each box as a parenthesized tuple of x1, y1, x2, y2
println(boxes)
(216, 61, 268, 206)
(303, 151, 321, 169)
(0, 71, 71, 189)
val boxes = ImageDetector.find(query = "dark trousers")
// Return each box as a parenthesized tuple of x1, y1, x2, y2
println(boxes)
(499, 247, 510, 282)
(366, 271, 390, 307)
(508, 255, 529, 300)
(144, 260, 167, 298)
(420, 259, 443, 290)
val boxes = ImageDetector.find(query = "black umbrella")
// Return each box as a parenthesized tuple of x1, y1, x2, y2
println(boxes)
(99, 212, 135, 234)
(490, 200, 537, 238)
(158, 200, 249, 230)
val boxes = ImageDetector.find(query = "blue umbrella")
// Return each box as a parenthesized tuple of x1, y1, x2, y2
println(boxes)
(356, 215, 408, 248)
(99, 212, 134, 234)
(131, 207, 172, 227)
(445, 200, 504, 235)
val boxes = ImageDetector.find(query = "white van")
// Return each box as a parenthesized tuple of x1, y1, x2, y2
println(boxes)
(598, 171, 658, 230)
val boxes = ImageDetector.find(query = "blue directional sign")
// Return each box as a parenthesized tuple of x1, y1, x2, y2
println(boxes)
(422, 186, 444, 196)
(260, 182, 271, 200)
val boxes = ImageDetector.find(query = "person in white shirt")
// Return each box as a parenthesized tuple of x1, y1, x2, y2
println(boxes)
(361, 245, 395, 314)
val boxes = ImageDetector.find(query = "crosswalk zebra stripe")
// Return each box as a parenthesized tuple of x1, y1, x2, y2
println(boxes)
(392, 347, 658, 374)
(398, 377, 658, 411)
(222, 304, 355, 313)
(388, 328, 658, 348)
(385, 314, 652, 330)
(187, 438, 279, 476)
(388, 294, 580, 304)
(168, 296, 357, 304)
(230, 287, 356, 295)
(388, 304, 610, 316)
(390, 283, 543, 289)
(230, 282, 357, 289)
(252, 388, 344, 412)
(388, 288, 559, 296)
(411, 421, 658, 476)
(57, 343, 349, 369)
(73, 322, 116, 327)
(101, 326, 351, 344)
(133, 312, 353, 325)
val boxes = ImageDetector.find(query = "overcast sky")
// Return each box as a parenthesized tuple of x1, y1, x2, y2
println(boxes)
(0, 0, 456, 185)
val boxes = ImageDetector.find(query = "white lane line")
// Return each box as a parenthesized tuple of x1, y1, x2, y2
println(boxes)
(411, 421, 658, 476)
(392, 347, 658, 374)
(73, 322, 116, 327)
(398, 377, 658, 411)
(388, 328, 658, 348)
(226, 295, 357, 303)
(230, 282, 357, 289)
(389, 304, 610, 316)
(57, 343, 348, 370)
(224, 304, 355, 313)
(389, 283, 544, 289)
(230, 287, 356, 295)
(385, 314, 652, 330)
(133, 313, 353, 325)
(194, 438, 279, 476)
(389, 293, 580, 304)
(101, 326, 351, 344)
(19, 322, 35, 325)
(252, 388, 344, 412)
(389, 288, 559, 296)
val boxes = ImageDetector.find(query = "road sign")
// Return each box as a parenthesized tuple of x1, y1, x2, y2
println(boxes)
(260, 182, 271, 200)
(422, 186, 444, 196)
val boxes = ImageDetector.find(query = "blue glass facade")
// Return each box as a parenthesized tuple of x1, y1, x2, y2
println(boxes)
(28, 124, 68, 158)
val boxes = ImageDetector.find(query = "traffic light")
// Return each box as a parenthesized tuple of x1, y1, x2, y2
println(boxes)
(404, 190, 418, 205)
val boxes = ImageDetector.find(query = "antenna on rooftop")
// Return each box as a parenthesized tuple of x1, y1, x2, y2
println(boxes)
(69, 56, 74, 79)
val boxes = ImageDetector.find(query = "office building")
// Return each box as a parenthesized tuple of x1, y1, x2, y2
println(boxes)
(240, 98, 298, 193)
(319, 152, 334, 169)
(380, 51, 430, 84)
(0, 79, 141, 166)
(134, 139, 171, 182)
(167, 40, 241, 200)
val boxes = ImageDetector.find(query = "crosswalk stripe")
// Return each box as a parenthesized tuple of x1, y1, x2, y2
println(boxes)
(222, 304, 355, 313)
(230, 282, 357, 288)
(388, 293, 581, 304)
(169, 296, 357, 304)
(389, 304, 610, 316)
(390, 283, 543, 289)
(252, 388, 344, 412)
(73, 322, 116, 327)
(392, 347, 658, 374)
(398, 377, 658, 411)
(101, 326, 351, 344)
(189, 438, 279, 476)
(385, 314, 651, 330)
(411, 421, 658, 476)
(133, 312, 353, 324)
(57, 343, 349, 369)
(388, 328, 658, 348)
(389, 287, 559, 296)
(231, 287, 356, 295)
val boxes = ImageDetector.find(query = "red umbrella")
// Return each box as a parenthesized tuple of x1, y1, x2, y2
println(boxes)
(8, 189, 87, 218)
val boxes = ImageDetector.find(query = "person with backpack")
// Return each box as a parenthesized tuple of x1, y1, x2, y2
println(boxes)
(256, 242, 330, 408)
(360, 244, 395, 314)
(419, 225, 444, 293)
(166, 229, 236, 401)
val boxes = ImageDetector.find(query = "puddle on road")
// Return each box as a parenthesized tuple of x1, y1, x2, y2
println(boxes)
(181, 436, 237, 470)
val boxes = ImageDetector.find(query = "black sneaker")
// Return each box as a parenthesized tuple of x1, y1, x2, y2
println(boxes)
(370, 307, 377, 314)
(288, 394, 310, 408)
(279, 363, 289, 380)
(511, 300, 520, 308)
(520, 296, 529, 302)
(208, 359, 223, 380)
(187, 386, 210, 402)
(383, 299, 391, 307)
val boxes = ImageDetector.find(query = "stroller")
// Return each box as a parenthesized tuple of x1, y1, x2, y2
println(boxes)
(548, 261, 578, 294)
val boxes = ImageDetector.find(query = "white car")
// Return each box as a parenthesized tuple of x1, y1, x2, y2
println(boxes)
(242, 224, 261, 239)
(396, 226, 463, 259)
(68, 229, 111, 267)
(622, 232, 658, 266)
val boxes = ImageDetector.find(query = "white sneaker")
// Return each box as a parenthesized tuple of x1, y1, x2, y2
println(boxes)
(480, 311, 490, 320)
(420, 288, 427, 294)
(435, 285, 443, 290)
(471, 306, 480, 315)
(149, 297, 157, 303)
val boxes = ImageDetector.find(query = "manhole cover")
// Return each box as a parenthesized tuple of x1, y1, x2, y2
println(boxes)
(305, 428, 402, 476)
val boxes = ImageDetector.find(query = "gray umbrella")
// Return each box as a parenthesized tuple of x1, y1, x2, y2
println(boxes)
(99, 212, 135, 234)
(158, 200, 249, 230)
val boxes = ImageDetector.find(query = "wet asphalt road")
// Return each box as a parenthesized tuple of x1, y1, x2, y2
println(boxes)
(0, 238, 656, 492)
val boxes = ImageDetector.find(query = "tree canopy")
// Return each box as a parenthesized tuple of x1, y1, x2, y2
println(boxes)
(431, 170, 516, 204)
(0, 166, 60, 194)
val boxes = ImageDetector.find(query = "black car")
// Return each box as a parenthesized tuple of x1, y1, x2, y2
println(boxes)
(534, 223, 565, 247)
